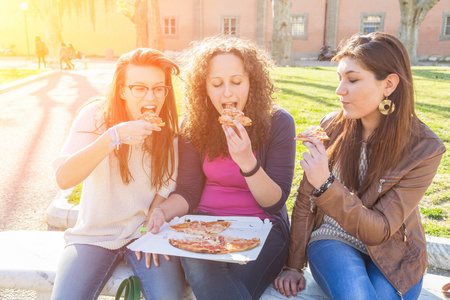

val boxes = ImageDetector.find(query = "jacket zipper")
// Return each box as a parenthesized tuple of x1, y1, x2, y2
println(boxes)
(378, 178, 397, 193)
(402, 223, 408, 242)
(309, 195, 314, 212)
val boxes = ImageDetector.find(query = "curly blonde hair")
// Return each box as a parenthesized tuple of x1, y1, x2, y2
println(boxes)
(180, 36, 276, 160)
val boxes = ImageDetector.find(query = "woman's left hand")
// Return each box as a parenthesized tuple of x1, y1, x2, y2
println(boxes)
(300, 137, 330, 189)
(135, 226, 170, 268)
(222, 120, 257, 172)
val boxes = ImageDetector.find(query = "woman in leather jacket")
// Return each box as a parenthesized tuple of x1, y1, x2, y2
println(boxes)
(274, 32, 446, 300)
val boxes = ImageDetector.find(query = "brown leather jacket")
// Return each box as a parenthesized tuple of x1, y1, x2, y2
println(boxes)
(287, 112, 446, 296)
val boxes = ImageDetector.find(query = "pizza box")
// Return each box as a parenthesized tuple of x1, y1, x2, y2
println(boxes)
(127, 215, 272, 264)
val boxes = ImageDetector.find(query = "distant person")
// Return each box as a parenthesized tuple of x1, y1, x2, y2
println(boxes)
(35, 35, 47, 69)
(59, 42, 70, 70)
(274, 32, 446, 300)
(66, 43, 76, 69)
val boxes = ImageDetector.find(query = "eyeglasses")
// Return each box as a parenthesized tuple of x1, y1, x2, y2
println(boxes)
(122, 85, 171, 99)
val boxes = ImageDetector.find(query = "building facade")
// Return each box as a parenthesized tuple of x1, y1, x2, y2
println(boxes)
(1, 0, 449, 61)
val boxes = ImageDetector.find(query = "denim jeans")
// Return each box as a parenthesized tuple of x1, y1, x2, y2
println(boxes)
(181, 222, 288, 300)
(51, 243, 185, 300)
(307, 240, 423, 300)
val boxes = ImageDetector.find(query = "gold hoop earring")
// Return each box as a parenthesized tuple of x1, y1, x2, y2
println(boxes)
(379, 96, 395, 115)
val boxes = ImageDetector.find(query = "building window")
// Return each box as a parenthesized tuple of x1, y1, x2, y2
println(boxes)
(360, 13, 385, 34)
(440, 12, 450, 41)
(222, 16, 239, 36)
(163, 18, 176, 36)
(291, 14, 308, 40)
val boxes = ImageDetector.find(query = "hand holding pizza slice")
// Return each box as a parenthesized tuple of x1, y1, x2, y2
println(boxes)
(295, 125, 329, 142)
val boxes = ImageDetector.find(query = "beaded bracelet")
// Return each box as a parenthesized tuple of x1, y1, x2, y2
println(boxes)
(312, 173, 335, 197)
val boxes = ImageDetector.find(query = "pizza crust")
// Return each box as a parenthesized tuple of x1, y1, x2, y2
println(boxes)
(169, 235, 260, 254)
(170, 220, 231, 235)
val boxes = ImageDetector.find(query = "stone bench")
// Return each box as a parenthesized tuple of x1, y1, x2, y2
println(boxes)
(1, 231, 448, 300)
(0, 230, 330, 300)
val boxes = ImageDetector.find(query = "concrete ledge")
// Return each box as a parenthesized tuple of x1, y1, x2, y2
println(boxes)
(45, 189, 78, 231)
(0, 69, 61, 95)
(427, 235, 450, 271)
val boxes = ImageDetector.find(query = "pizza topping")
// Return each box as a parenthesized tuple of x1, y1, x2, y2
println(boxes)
(218, 106, 252, 127)
(295, 125, 329, 142)
(170, 220, 231, 235)
(138, 106, 165, 127)
(169, 235, 260, 254)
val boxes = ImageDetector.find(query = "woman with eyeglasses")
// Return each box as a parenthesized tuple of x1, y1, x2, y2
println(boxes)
(51, 48, 185, 300)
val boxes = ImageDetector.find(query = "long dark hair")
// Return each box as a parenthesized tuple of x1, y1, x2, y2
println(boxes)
(328, 32, 418, 196)
(103, 48, 179, 189)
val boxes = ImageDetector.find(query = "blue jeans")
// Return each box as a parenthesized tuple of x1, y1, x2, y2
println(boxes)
(307, 240, 423, 300)
(181, 222, 288, 300)
(51, 243, 185, 300)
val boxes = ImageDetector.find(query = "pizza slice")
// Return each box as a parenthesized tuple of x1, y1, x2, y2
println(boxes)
(168, 235, 260, 254)
(218, 107, 252, 127)
(170, 220, 231, 235)
(295, 125, 330, 142)
(138, 106, 165, 127)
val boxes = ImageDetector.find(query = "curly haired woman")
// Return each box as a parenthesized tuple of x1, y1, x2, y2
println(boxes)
(145, 36, 296, 300)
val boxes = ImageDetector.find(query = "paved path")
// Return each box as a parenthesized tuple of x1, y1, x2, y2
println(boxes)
(0, 65, 115, 299)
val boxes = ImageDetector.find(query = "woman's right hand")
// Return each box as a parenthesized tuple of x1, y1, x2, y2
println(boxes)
(274, 270, 306, 298)
(114, 120, 162, 146)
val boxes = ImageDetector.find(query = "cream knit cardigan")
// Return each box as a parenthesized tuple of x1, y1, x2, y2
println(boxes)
(52, 102, 177, 250)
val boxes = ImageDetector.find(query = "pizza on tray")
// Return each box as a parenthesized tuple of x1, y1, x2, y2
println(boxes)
(138, 106, 165, 127)
(218, 106, 252, 127)
(170, 220, 231, 235)
(295, 125, 330, 142)
(169, 234, 260, 254)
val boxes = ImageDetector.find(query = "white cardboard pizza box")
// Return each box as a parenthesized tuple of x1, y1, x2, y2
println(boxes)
(127, 215, 273, 264)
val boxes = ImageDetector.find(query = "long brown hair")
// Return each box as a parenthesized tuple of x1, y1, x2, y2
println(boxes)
(103, 48, 179, 189)
(328, 32, 418, 196)
(180, 36, 275, 159)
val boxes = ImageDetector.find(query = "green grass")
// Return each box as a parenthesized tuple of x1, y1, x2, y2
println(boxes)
(66, 183, 82, 205)
(0, 69, 47, 85)
(60, 66, 450, 238)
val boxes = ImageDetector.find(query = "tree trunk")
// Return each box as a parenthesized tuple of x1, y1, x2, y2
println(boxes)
(135, 0, 149, 48)
(40, 1, 63, 58)
(148, 0, 164, 51)
(397, 0, 440, 64)
(271, 0, 292, 66)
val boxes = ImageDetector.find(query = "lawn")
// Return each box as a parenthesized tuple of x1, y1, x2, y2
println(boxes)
(0, 68, 47, 85)
(272, 66, 450, 237)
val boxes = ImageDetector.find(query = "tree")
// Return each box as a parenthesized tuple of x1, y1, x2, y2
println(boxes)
(271, 0, 292, 66)
(397, 0, 440, 64)
(28, 0, 112, 57)
(118, 0, 164, 50)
